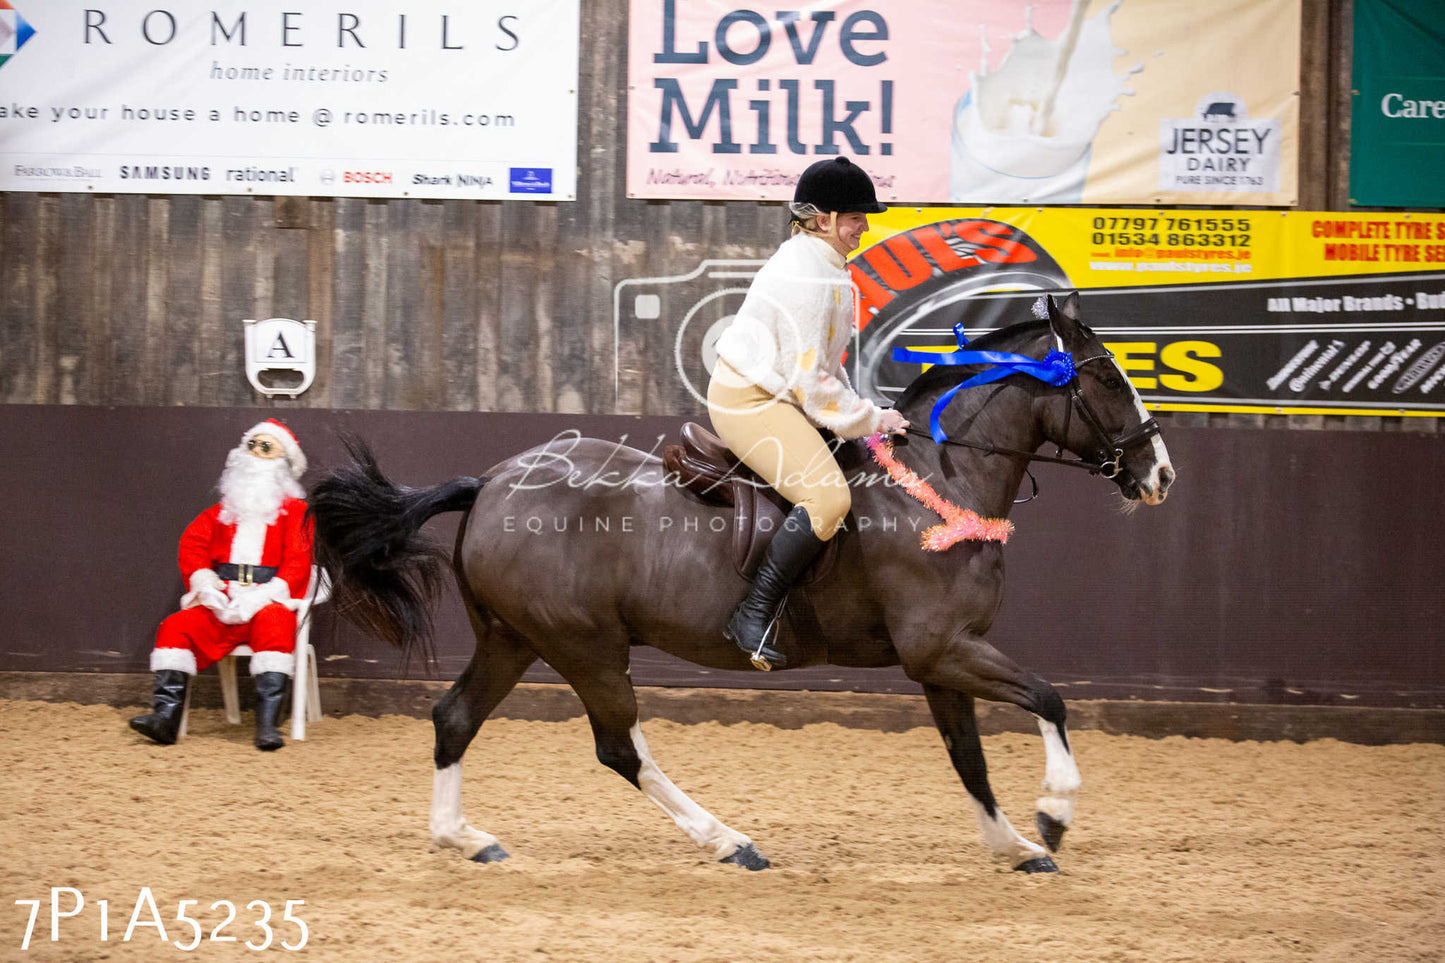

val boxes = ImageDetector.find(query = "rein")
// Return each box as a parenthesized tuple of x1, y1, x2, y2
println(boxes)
(902, 425, 1106, 473)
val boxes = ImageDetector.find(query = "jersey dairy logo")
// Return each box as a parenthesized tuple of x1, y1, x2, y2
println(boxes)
(0, 0, 36, 69)
(1158, 92, 1280, 193)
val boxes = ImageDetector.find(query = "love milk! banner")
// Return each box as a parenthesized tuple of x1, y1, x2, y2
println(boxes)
(849, 208, 1445, 417)
(628, 0, 1301, 206)
(0, 0, 579, 199)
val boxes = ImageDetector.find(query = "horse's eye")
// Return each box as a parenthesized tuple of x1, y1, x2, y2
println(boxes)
(1103, 376, 1124, 392)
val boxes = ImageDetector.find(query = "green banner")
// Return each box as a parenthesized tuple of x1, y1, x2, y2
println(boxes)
(1351, 0, 1445, 207)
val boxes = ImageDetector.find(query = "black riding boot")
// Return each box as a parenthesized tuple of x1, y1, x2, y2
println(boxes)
(128, 670, 190, 745)
(253, 672, 289, 751)
(724, 505, 827, 670)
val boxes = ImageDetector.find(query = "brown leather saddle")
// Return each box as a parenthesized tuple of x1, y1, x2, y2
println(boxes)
(662, 422, 841, 584)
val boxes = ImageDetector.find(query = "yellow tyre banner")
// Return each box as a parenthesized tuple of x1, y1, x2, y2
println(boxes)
(849, 209, 1445, 416)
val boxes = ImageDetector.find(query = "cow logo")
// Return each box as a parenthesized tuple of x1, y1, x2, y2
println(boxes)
(0, 1, 36, 70)
(1197, 92, 1246, 124)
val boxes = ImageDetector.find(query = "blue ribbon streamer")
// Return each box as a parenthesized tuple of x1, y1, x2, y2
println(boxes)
(893, 323, 1076, 443)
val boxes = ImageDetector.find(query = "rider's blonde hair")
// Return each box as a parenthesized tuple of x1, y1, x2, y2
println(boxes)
(788, 202, 839, 242)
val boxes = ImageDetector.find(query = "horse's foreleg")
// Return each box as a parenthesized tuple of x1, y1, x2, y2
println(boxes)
(1034, 715, 1080, 853)
(557, 659, 768, 870)
(908, 629, 1079, 866)
(430, 625, 537, 862)
(922, 684, 1057, 873)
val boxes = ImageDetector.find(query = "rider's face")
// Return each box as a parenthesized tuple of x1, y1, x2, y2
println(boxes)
(821, 212, 870, 256)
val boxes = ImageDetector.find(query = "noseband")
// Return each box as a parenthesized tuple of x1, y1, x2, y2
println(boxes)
(1061, 352, 1162, 478)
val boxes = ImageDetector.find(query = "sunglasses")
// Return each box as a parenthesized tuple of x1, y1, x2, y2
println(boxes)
(246, 439, 276, 454)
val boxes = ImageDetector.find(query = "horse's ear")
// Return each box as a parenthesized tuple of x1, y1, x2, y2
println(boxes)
(1046, 292, 1086, 348)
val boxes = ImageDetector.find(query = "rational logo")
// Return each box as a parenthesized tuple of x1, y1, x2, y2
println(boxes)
(509, 167, 552, 194)
(0, 0, 36, 70)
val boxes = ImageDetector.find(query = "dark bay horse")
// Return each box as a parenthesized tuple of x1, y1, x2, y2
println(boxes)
(310, 293, 1174, 874)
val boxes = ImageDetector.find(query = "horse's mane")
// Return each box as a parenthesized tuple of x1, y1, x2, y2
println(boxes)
(891, 313, 1098, 410)
(892, 318, 1050, 410)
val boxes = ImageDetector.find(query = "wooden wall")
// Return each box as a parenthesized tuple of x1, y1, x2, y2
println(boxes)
(0, 0, 1436, 433)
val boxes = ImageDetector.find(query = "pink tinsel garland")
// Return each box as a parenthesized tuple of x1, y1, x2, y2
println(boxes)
(865, 434, 1014, 551)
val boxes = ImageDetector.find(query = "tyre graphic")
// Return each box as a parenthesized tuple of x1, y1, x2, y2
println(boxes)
(850, 218, 1072, 404)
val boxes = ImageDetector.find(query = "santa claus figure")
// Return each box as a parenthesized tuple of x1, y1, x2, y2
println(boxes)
(130, 419, 314, 750)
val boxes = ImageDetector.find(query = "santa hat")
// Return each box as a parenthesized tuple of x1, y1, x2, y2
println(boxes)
(241, 418, 307, 480)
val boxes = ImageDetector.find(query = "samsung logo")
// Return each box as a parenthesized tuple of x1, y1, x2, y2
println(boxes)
(119, 164, 211, 181)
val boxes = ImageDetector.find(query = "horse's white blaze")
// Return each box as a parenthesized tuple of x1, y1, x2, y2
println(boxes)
(971, 799, 1049, 865)
(430, 763, 502, 858)
(1107, 353, 1173, 503)
(1036, 719, 1081, 826)
(629, 724, 752, 860)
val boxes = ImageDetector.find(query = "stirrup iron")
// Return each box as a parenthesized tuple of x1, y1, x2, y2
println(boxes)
(748, 600, 786, 671)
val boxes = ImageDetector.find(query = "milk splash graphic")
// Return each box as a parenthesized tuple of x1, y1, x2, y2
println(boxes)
(950, 1, 1141, 203)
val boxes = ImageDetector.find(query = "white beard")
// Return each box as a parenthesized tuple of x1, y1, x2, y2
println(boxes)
(218, 447, 303, 526)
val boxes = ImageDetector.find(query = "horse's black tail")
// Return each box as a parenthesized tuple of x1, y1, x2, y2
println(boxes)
(307, 433, 484, 665)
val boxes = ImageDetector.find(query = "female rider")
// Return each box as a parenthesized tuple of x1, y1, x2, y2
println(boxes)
(707, 157, 909, 670)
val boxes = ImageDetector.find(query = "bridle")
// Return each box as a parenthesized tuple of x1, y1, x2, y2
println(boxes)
(903, 350, 1162, 481)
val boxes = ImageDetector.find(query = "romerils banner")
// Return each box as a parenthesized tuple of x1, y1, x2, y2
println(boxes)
(628, 0, 1300, 205)
(1350, 0, 1445, 207)
(0, 0, 579, 199)
(851, 209, 1445, 417)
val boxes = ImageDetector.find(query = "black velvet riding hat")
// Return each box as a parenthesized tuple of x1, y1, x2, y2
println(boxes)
(792, 157, 887, 216)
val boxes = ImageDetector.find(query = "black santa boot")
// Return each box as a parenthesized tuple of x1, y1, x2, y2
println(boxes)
(724, 505, 828, 671)
(252, 671, 290, 751)
(128, 670, 191, 745)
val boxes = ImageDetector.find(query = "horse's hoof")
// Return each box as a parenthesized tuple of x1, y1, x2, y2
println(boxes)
(1035, 811, 1068, 852)
(1013, 856, 1059, 874)
(470, 843, 509, 864)
(720, 843, 770, 871)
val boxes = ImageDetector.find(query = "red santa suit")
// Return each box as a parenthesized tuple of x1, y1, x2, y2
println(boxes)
(152, 495, 313, 675)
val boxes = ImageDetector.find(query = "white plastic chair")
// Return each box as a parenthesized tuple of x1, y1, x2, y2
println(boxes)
(178, 567, 331, 741)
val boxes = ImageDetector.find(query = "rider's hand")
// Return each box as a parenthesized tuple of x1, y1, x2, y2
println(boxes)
(880, 409, 909, 435)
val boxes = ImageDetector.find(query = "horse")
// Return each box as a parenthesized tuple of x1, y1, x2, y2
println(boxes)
(309, 292, 1174, 874)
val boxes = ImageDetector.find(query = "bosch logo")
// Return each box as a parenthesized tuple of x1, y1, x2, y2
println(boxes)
(319, 169, 336, 185)
(343, 171, 392, 184)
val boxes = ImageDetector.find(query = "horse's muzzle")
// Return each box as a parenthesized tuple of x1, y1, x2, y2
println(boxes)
(1118, 462, 1174, 505)
(1140, 464, 1175, 505)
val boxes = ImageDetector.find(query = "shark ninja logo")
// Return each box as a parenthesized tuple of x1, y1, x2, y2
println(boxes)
(0, 0, 36, 69)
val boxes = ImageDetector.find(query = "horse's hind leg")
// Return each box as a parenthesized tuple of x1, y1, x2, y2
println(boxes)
(923, 684, 1058, 873)
(430, 620, 537, 862)
(549, 652, 768, 870)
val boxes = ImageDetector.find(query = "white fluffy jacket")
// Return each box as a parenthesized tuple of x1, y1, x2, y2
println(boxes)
(713, 233, 886, 439)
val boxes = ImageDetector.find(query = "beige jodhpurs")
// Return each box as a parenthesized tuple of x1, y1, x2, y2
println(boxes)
(705, 360, 851, 540)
